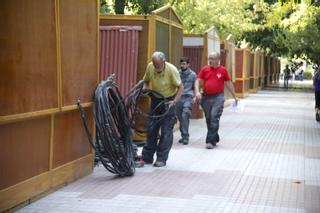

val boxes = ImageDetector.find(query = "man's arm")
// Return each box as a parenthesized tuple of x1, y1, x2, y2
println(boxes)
(225, 81, 238, 101)
(195, 78, 203, 101)
(142, 64, 151, 89)
(192, 76, 197, 103)
(143, 81, 150, 90)
(169, 83, 184, 108)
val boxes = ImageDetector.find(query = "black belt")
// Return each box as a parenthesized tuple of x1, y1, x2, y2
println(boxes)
(202, 92, 223, 97)
(152, 94, 175, 102)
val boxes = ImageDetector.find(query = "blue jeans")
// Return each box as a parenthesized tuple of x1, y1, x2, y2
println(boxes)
(142, 96, 176, 163)
(176, 95, 193, 139)
(201, 93, 224, 144)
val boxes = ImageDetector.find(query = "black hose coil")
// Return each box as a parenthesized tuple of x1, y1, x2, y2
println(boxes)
(78, 76, 172, 176)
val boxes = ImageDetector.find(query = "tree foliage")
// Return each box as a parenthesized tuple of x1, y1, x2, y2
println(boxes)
(100, 0, 167, 14)
(114, 0, 126, 14)
(101, 0, 320, 65)
(240, 1, 320, 65)
(129, 0, 167, 14)
(171, 0, 259, 41)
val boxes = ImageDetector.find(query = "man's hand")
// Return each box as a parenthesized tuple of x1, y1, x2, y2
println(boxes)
(195, 92, 202, 102)
(168, 100, 176, 108)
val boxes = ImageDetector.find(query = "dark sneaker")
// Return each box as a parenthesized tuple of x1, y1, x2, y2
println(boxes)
(178, 138, 183, 143)
(141, 159, 153, 165)
(182, 138, 189, 145)
(216, 135, 220, 143)
(135, 160, 145, 168)
(206, 143, 214, 149)
(153, 161, 166, 167)
(316, 113, 320, 122)
(206, 142, 216, 149)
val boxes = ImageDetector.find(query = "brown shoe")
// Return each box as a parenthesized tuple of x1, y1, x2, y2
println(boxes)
(139, 159, 153, 165)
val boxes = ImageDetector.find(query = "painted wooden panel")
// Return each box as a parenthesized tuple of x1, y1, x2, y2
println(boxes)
(157, 9, 170, 19)
(183, 46, 204, 119)
(53, 110, 92, 168)
(183, 46, 203, 73)
(0, 0, 57, 116)
(220, 43, 227, 68)
(249, 78, 254, 89)
(156, 21, 169, 59)
(235, 80, 243, 93)
(0, 1, 98, 211)
(171, 26, 183, 67)
(235, 50, 243, 78)
(0, 117, 50, 190)
(60, 0, 98, 106)
(206, 27, 221, 56)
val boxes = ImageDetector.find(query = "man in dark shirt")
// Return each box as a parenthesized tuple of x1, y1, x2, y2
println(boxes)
(176, 57, 197, 145)
(314, 67, 320, 121)
(283, 64, 290, 89)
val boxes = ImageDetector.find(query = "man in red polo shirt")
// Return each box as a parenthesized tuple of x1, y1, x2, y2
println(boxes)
(195, 51, 238, 149)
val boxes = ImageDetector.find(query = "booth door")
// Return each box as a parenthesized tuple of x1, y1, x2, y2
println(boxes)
(183, 46, 204, 119)
(100, 26, 142, 96)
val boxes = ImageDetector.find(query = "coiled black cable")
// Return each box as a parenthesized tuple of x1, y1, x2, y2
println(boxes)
(78, 75, 172, 176)
(137, 90, 173, 135)
(78, 77, 135, 176)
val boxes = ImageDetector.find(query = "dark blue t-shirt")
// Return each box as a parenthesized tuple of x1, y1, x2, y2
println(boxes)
(314, 71, 320, 92)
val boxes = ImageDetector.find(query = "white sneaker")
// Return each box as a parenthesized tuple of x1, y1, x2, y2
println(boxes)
(206, 143, 214, 149)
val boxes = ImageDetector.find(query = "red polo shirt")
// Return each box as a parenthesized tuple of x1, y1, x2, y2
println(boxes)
(198, 65, 230, 95)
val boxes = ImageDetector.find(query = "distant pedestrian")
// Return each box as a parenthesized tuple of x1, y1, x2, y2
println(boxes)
(195, 51, 238, 149)
(313, 67, 320, 121)
(176, 57, 197, 145)
(283, 64, 290, 89)
(141, 51, 183, 167)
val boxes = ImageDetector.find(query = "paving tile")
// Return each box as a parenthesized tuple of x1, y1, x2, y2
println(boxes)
(17, 87, 320, 213)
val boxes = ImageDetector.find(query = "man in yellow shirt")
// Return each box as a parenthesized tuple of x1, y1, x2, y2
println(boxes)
(141, 51, 183, 167)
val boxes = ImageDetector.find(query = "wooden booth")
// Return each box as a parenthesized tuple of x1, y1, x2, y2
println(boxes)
(258, 52, 265, 90)
(220, 34, 236, 99)
(264, 55, 271, 86)
(183, 26, 221, 118)
(99, 5, 183, 95)
(99, 5, 183, 140)
(0, 0, 98, 211)
(235, 47, 251, 98)
(259, 52, 266, 89)
(263, 54, 280, 86)
(254, 50, 262, 91)
(273, 57, 281, 83)
(249, 49, 261, 93)
(269, 56, 275, 84)
(183, 26, 221, 72)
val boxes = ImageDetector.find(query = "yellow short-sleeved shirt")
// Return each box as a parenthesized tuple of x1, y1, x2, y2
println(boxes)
(143, 62, 181, 98)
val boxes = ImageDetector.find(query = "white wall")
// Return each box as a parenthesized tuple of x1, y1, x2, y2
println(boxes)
(183, 37, 203, 46)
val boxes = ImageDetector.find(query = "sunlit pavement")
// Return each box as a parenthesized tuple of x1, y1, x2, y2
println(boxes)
(18, 82, 320, 213)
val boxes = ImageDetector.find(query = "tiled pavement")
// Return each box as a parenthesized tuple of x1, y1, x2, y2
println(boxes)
(18, 86, 320, 213)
